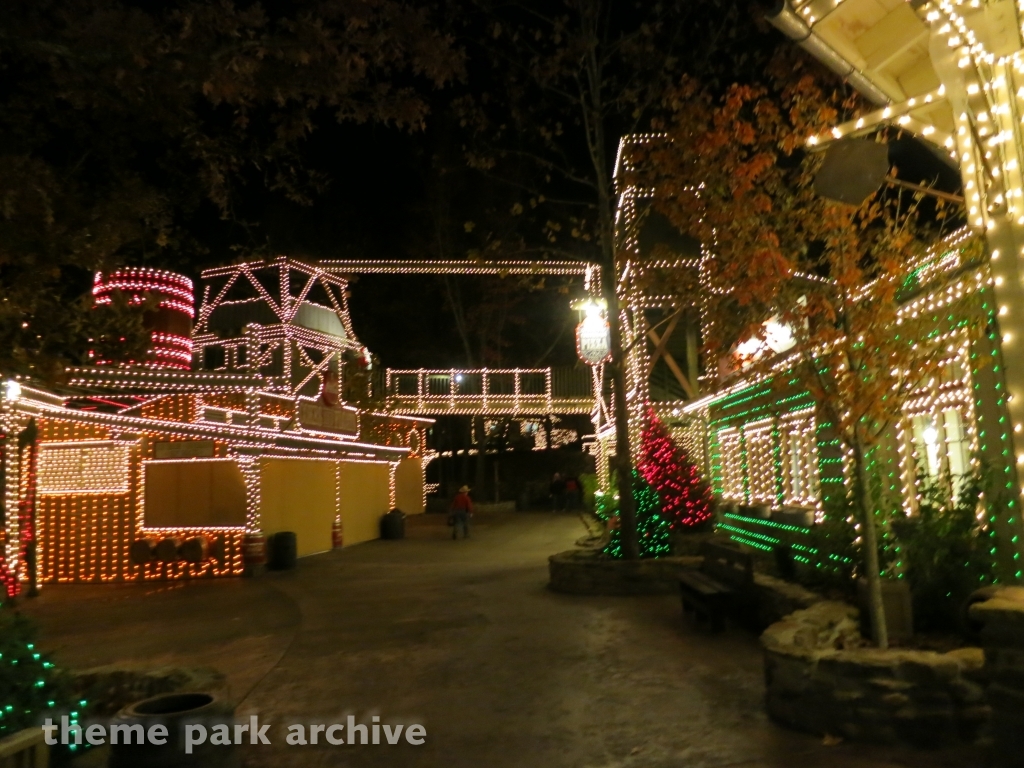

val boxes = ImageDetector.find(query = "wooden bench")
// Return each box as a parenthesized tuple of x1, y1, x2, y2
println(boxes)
(679, 542, 754, 631)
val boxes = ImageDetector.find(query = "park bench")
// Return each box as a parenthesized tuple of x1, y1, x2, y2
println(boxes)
(678, 541, 754, 632)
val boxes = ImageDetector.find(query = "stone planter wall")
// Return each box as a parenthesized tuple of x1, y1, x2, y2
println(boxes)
(548, 549, 701, 595)
(762, 601, 989, 747)
(72, 665, 228, 715)
(968, 586, 1024, 766)
(548, 548, 824, 622)
(751, 572, 822, 628)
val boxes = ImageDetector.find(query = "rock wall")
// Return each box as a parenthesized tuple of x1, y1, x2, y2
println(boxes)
(751, 572, 822, 629)
(547, 549, 701, 595)
(969, 586, 1024, 766)
(72, 665, 228, 715)
(762, 602, 989, 747)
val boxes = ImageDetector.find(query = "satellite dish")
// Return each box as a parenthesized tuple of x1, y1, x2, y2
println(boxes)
(813, 139, 890, 205)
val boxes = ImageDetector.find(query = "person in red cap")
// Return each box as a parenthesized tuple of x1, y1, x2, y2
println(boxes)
(450, 485, 473, 540)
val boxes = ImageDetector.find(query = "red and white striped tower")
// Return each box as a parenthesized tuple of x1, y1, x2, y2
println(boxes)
(92, 267, 195, 369)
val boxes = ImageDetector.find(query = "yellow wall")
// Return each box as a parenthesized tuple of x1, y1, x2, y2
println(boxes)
(260, 459, 336, 557)
(259, 458, 392, 554)
(394, 457, 424, 514)
(337, 461, 391, 546)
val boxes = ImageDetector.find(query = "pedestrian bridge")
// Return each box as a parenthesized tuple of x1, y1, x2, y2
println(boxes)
(384, 367, 596, 416)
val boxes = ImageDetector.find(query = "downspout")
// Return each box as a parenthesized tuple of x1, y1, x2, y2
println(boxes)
(765, 0, 892, 107)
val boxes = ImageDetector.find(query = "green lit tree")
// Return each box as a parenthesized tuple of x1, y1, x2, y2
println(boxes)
(0, 603, 86, 754)
(597, 471, 670, 559)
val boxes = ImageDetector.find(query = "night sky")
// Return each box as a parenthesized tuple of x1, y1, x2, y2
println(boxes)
(0, 1, 964, 377)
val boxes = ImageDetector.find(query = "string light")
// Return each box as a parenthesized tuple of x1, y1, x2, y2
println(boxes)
(384, 368, 593, 416)
(637, 408, 713, 529)
(0, 255, 443, 587)
(92, 268, 195, 370)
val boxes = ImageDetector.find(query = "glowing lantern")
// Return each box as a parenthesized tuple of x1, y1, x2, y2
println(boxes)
(575, 299, 611, 365)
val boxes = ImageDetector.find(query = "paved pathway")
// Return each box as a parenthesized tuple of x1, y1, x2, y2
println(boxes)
(25, 512, 978, 767)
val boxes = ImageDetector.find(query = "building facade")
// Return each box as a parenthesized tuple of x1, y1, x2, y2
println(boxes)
(0, 258, 430, 595)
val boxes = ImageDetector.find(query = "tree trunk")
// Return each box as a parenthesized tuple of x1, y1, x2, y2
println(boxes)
(851, 436, 889, 649)
(577, 12, 638, 559)
(603, 279, 639, 559)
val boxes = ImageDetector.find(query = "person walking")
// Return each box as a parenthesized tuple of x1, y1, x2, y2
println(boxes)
(549, 472, 566, 512)
(564, 476, 580, 511)
(450, 485, 473, 540)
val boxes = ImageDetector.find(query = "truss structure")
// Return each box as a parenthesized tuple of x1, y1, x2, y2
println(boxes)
(613, 135, 708, 456)
(194, 257, 365, 399)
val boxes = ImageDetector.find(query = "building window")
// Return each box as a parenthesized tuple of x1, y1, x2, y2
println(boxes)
(743, 419, 776, 507)
(38, 442, 131, 495)
(909, 408, 971, 490)
(942, 408, 970, 480)
(780, 409, 819, 510)
(717, 427, 745, 502)
(901, 344, 977, 508)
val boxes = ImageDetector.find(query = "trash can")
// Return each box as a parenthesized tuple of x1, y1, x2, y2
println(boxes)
(381, 509, 406, 540)
(268, 531, 297, 570)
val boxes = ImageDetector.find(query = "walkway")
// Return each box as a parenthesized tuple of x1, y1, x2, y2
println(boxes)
(24, 513, 975, 768)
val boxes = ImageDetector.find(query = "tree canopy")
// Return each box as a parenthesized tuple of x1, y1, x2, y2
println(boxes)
(0, 0, 462, 379)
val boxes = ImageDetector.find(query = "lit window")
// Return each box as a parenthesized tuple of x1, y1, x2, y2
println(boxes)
(943, 408, 970, 480)
(743, 419, 776, 506)
(717, 427, 745, 502)
(780, 409, 819, 507)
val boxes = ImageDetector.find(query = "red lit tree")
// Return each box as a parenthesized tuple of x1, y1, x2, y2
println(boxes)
(637, 408, 714, 530)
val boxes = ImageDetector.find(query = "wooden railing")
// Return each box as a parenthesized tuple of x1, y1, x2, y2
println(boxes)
(384, 367, 594, 415)
(0, 728, 48, 768)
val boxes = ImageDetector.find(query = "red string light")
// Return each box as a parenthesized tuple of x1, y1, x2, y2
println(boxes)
(637, 406, 714, 529)
(92, 268, 195, 370)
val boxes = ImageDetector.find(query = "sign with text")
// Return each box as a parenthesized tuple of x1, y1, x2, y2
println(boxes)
(154, 440, 216, 460)
(297, 401, 359, 435)
(576, 316, 611, 365)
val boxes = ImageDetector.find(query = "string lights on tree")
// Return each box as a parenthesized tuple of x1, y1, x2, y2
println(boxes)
(599, 471, 671, 559)
(0, 604, 89, 756)
(637, 408, 713, 530)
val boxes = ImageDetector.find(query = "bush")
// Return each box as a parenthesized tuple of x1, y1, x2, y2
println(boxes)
(799, 511, 860, 597)
(0, 601, 88, 763)
(598, 471, 671, 559)
(578, 472, 598, 511)
(892, 474, 995, 632)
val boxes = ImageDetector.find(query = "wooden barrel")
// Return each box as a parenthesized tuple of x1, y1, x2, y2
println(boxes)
(153, 538, 181, 564)
(242, 532, 267, 570)
(129, 539, 155, 565)
(177, 536, 209, 564)
(332, 517, 344, 549)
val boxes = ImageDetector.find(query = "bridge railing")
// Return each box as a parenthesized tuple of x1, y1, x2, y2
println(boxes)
(385, 367, 594, 415)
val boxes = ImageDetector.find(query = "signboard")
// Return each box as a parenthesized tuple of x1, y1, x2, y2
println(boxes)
(154, 440, 216, 459)
(576, 316, 611, 365)
(298, 401, 359, 435)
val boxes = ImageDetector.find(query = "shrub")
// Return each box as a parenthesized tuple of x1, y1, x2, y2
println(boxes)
(892, 474, 995, 632)
(0, 601, 88, 763)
